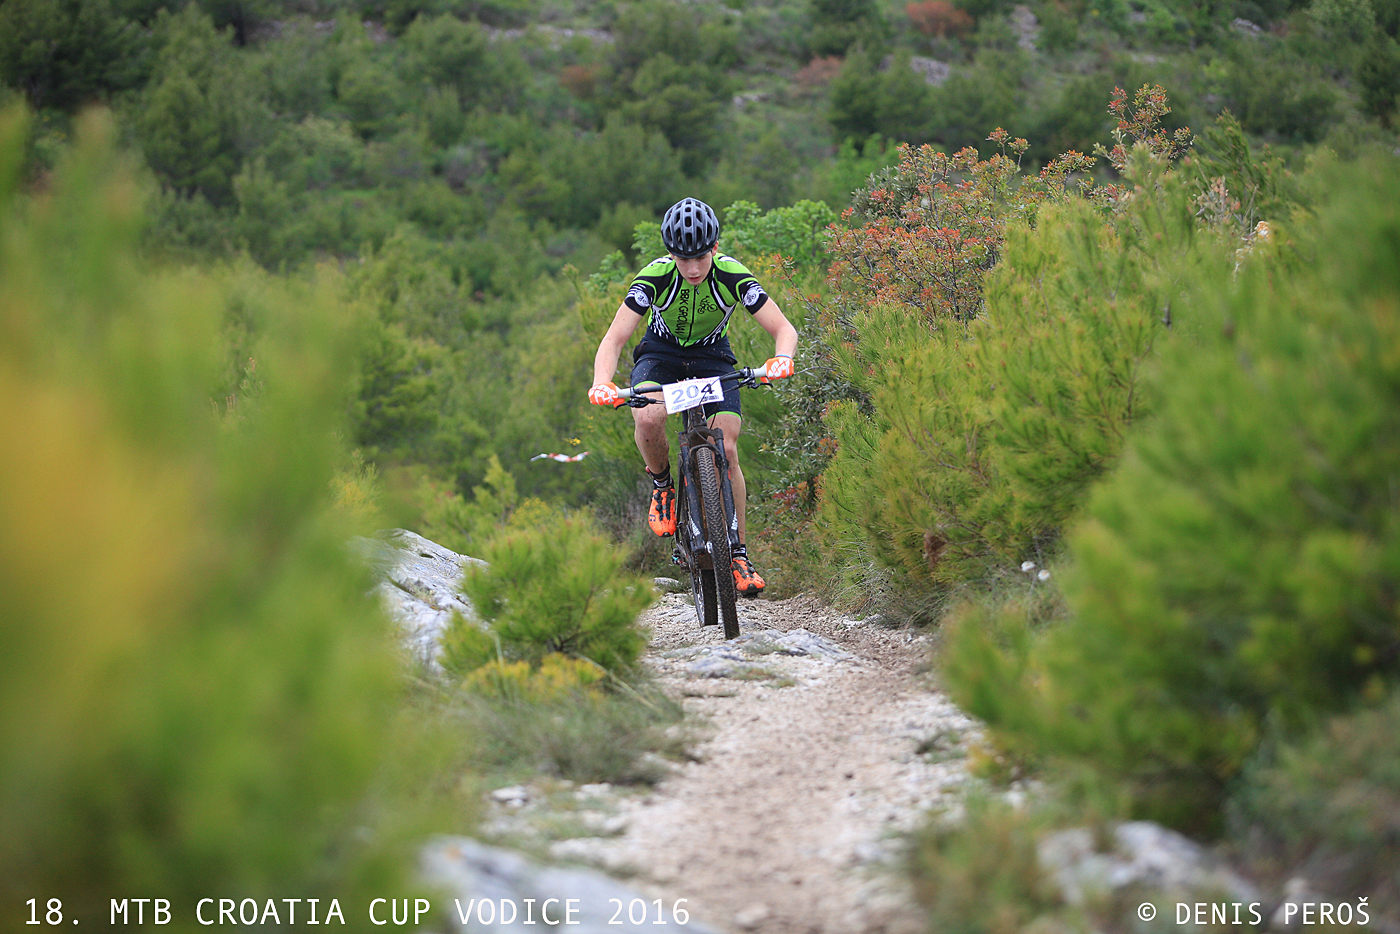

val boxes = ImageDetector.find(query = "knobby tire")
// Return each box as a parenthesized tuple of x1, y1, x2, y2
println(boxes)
(694, 446, 739, 639)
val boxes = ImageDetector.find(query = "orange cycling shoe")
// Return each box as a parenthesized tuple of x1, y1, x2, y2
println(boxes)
(648, 486, 676, 537)
(732, 552, 765, 596)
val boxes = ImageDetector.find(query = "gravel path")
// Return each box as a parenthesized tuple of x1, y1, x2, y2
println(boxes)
(482, 590, 982, 934)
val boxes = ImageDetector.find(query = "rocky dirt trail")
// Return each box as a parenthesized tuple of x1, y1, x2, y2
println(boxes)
(480, 589, 984, 934)
(385, 532, 1340, 934)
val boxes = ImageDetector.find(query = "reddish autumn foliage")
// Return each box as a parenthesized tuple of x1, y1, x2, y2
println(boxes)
(807, 86, 1206, 600)
(825, 128, 1099, 323)
(1101, 84, 1193, 171)
(559, 64, 598, 100)
(794, 55, 845, 89)
(906, 0, 975, 37)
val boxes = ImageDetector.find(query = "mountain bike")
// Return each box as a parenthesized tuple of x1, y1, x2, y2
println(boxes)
(616, 365, 772, 640)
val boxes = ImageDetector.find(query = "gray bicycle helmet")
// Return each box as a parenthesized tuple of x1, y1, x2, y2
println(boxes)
(661, 198, 720, 259)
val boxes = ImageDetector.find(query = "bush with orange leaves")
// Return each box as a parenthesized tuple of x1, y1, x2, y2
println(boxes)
(825, 128, 1100, 325)
(811, 87, 1218, 601)
(906, 0, 974, 37)
(1100, 83, 1194, 171)
(824, 84, 1192, 328)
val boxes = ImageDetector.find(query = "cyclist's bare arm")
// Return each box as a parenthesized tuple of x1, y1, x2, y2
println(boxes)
(751, 297, 799, 367)
(592, 302, 643, 387)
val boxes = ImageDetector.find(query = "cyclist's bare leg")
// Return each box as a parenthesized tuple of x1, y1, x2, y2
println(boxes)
(710, 411, 746, 540)
(632, 390, 669, 475)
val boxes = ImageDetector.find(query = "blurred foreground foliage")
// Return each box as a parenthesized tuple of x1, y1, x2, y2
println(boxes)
(0, 104, 473, 930)
(1231, 689, 1400, 902)
(941, 151, 1400, 831)
(775, 77, 1400, 927)
(908, 150, 1400, 931)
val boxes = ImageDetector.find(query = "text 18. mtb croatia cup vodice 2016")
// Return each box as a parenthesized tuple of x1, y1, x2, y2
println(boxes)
(616, 365, 773, 639)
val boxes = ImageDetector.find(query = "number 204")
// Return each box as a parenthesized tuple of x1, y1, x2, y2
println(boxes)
(609, 897, 689, 925)
(667, 384, 701, 408)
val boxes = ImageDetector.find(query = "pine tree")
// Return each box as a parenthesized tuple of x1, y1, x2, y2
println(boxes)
(943, 153, 1400, 832)
(0, 105, 455, 929)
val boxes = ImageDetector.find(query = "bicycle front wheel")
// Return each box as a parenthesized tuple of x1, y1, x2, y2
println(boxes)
(694, 445, 739, 639)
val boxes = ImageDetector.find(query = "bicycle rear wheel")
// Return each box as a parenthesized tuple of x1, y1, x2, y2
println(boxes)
(694, 445, 739, 639)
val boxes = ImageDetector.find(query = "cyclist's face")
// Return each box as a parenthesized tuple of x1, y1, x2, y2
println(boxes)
(672, 245, 717, 285)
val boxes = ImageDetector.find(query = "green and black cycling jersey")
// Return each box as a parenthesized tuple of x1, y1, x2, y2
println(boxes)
(623, 254, 770, 351)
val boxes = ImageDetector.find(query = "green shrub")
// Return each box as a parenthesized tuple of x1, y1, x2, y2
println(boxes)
(820, 308, 1010, 588)
(723, 198, 838, 272)
(0, 105, 459, 930)
(335, 56, 409, 140)
(434, 508, 673, 787)
(909, 794, 1063, 934)
(602, 2, 739, 177)
(128, 5, 271, 206)
(1036, 0, 1082, 52)
(1206, 42, 1339, 142)
(1231, 691, 1400, 909)
(1023, 74, 1116, 164)
(808, 0, 888, 55)
(1357, 34, 1400, 125)
(442, 512, 655, 677)
(399, 13, 492, 111)
(248, 19, 334, 121)
(1190, 111, 1305, 236)
(983, 169, 1231, 562)
(926, 50, 1030, 151)
(448, 684, 685, 786)
(828, 46, 938, 146)
(0, 0, 146, 112)
(942, 153, 1400, 833)
(818, 111, 1204, 594)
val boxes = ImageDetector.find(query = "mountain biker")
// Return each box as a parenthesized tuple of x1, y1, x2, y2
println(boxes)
(589, 197, 798, 596)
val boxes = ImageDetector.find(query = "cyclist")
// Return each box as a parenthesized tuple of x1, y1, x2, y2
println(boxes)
(589, 197, 798, 596)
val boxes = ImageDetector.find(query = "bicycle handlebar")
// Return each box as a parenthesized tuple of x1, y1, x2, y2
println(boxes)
(615, 365, 772, 405)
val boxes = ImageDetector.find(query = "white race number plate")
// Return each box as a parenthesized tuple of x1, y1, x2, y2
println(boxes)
(663, 377, 724, 414)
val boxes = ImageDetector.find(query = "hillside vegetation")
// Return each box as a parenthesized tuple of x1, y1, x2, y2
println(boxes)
(4, 0, 1400, 929)
(3, 0, 1397, 526)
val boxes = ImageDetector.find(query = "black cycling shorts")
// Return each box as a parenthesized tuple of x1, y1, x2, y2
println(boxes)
(629, 338, 741, 418)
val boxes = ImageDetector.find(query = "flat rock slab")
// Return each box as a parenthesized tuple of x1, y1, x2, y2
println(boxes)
(351, 528, 484, 671)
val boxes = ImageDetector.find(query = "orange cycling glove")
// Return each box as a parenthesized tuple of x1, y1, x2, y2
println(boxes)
(764, 355, 794, 380)
(588, 381, 620, 406)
